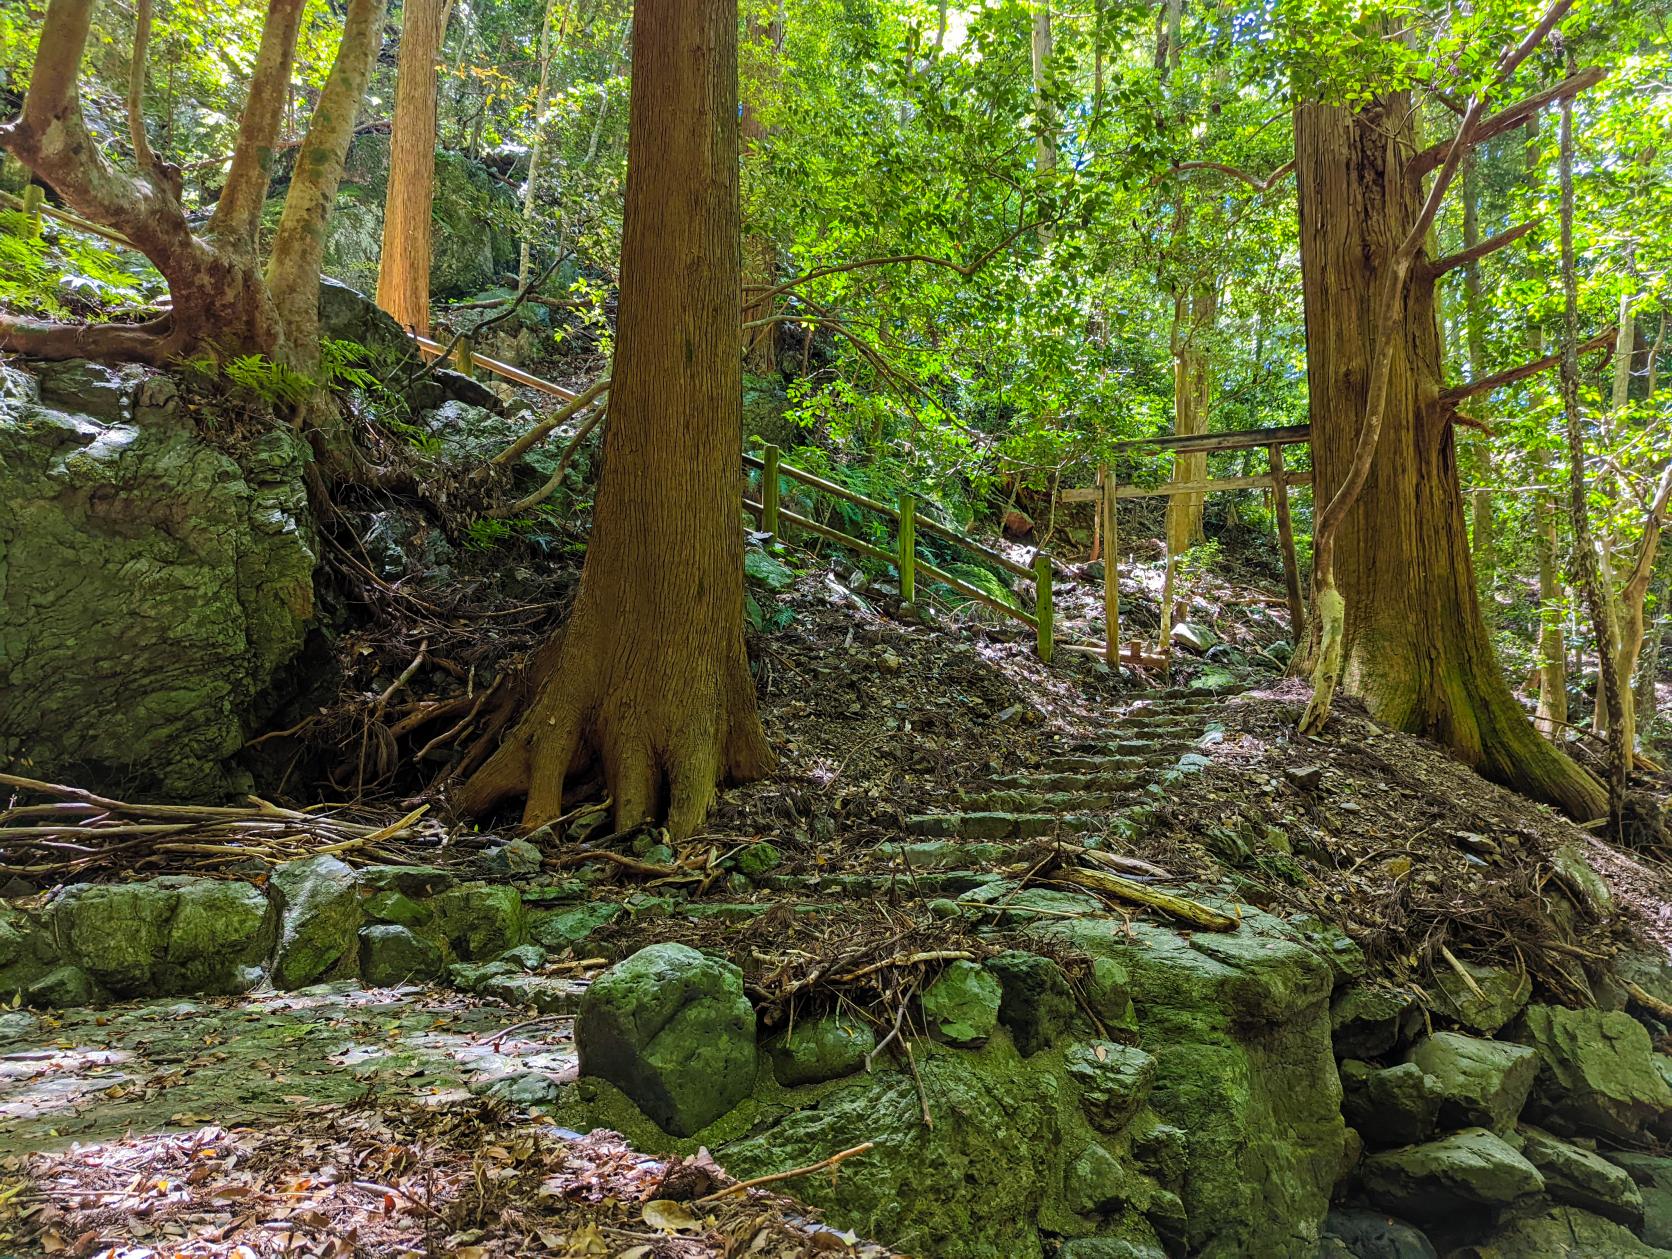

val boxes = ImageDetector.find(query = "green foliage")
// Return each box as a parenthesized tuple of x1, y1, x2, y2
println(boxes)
(0, 213, 158, 318)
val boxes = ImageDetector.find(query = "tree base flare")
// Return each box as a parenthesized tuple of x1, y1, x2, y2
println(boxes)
(453, 609, 774, 841)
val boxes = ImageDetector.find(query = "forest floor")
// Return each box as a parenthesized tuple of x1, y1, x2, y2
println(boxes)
(5, 496, 1672, 1256)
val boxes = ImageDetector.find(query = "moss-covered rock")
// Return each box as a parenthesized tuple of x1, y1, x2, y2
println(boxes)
(528, 901, 623, 952)
(576, 943, 757, 1137)
(360, 924, 444, 987)
(1067, 1042, 1156, 1133)
(986, 950, 1077, 1056)
(433, 883, 525, 960)
(1428, 959, 1531, 1035)
(719, 1043, 1066, 1258)
(1358, 1128, 1543, 1224)
(0, 363, 315, 798)
(1519, 1126, 1643, 1228)
(1404, 1032, 1537, 1133)
(1339, 1060, 1442, 1148)
(1459, 1205, 1672, 1258)
(1032, 914, 1347, 1258)
(766, 1013, 875, 1085)
(271, 856, 362, 989)
(156, 877, 272, 994)
(1512, 1004, 1672, 1141)
(921, 959, 1002, 1046)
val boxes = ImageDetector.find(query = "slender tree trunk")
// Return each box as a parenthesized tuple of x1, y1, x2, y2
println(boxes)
(1460, 151, 1497, 593)
(1294, 94, 1603, 819)
(1031, 1, 1056, 249)
(377, 0, 446, 333)
(456, 0, 773, 839)
(1167, 283, 1215, 551)
(740, 0, 785, 376)
(1556, 79, 1624, 822)
(1636, 575, 1664, 733)
(1534, 440, 1570, 738)
(517, 0, 570, 290)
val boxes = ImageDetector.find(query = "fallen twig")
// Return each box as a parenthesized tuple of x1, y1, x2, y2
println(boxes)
(694, 1142, 876, 1204)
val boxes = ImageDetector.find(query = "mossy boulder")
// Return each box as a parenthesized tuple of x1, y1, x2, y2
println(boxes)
(1512, 1004, 1672, 1140)
(270, 856, 363, 988)
(986, 950, 1077, 1056)
(360, 924, 444, 987)
(1429, 960, 1531, 1035)
(921, 959, 1003, 1046)
(719, 1043, 1066, 1258)
(155, 877, 272, 994)
(766, 1013, 875, 1086)
(1032, 914, 1347, 1258)
(1519, 1126, 1643, 1228)
(1358, 1127, 1543, 1225)
(1067, 1042, 1157, 1134)
(1404, 1032, 1537, 1133)
(576, 943, 757, 1137)
(0, 363, 315, 798)
(1459, 1205, 1672, 1258)
(528, 901, 623, 952)
(433, 883, 525, 960)
(1339, 1060, 1442, 1148)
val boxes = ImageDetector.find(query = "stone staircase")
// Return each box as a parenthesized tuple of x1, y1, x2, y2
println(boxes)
(901, 687, 1231, 848)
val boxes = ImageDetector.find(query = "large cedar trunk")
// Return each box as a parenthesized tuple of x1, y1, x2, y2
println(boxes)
(456, 0, 773, 839)
(1295, 96, 1603, 819)
(376, 0, 446, 333)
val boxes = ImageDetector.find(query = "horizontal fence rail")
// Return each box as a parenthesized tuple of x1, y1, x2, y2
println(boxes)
(744, 445, 1052, 662)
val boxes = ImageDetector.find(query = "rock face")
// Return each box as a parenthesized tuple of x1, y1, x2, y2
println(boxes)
(921, 960, 1002, 1046)
(1340, 1060, 1442, 1147)
(271, 856, 363, 989)
(1519, 1126, 1644, 1228)
(295, 135, 520, 298)
(0, 360, 315, 798)
(1035, 914, 1348, 1258)
(576, 943, 757, 1137)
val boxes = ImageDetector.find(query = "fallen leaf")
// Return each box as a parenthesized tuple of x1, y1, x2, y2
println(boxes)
(642, 1199, 701, 1232)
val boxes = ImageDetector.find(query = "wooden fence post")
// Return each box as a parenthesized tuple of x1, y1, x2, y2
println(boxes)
(1034, 552, 1054, 663)
(1267, 444, 1305, 637)
(762, 443, 781, 541)
(897, 489, 916, 602)
(1100, 462, 1119, 666)
(20, 183, 44, 240)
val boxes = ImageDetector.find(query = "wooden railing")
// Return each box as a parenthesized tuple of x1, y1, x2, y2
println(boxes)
(743, 444, 1055, 662)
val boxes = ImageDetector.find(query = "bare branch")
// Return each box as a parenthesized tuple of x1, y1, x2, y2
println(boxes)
(1423, 218, 1542, 278)
(1409, 66, 1606, 180)
(1440, 328, 1613, 403)
(209, 0, 309, 248)
(1168, 159, 1296, 193)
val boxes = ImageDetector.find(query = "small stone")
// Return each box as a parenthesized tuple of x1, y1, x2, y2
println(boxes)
(1067, 1041, 1156, 1132)
(478, 1070, 567, 1107)
(1170, 622, 1219, 654)
(1359, 1128, 1543, 1225)
(1285, 765, 1325, 792)
(359, 924, 443, 987)
(160, 878, 272, 995)
(733, 843, 782, 879)
(985, 950, 1076, 1056)
(26, 964, 103, 1007)
(576, 943, 756, 1136)
(52, 882, 175, 995)
(497, 944, 547, 972)
(448, 959, 517, 991)
(1066, 1142, 1129, 1214)
(1549, 842, 1614, 919)
(1339, 1060, 1443, 1147)
(1512, 1004, 1672, 1140)
(877, 649, 902, 673)
(1321, 1207, 1438, 1259)
(744, 549, 796, 592)
(271, 856, 363, 989)
(1520, 1125, 1644, 1228)
(1429, 960, 1531, 1035)
(477, 973, 587, 1013)
(766, 1014, 875, 1086)
(920, 960, 1002, 1047)
(1404, 1032, 1538, 1132)
(483, 839, 544, 878)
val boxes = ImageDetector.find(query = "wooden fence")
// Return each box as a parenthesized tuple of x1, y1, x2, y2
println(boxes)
(1060, 425, 1312, 664)
(743, 445, 1055, 662)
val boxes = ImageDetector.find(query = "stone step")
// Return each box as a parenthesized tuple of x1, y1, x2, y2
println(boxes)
(985, 770, 1147, 794)
(955, 789, 1130, 813)
(904, 812, 1097, 840)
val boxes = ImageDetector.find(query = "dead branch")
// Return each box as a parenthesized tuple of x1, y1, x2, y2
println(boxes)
(1422, 218, 1541, 279)
(1408, 65, 1607, 180)
(1052, 866, 1239, 931)
(488, 404, 607, 518)
(1167, 159, 1296, 193)
(1439, 328, 1613, 403)
(695, 1143, 875, 1205)
(490, 374, 611, 467)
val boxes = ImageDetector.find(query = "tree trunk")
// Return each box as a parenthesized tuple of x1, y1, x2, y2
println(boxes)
(1167, 283, 1215, 551)
(377, 0, 447, 333)
(517, 0, 569, 291)
(1459, 151, 1497, 594)
(1294, 94, 1603, 820)
(740, 0, 785, 376)
(456, 0, 773, 839)
(1534, 443, 1570, 738)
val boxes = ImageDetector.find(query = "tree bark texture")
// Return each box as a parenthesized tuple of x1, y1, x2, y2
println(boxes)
(1459, 151, 1497, 592)
(1294, 95, 1603, 819)
(377, 0, 447, 333)
(1166, 284, 1215, 552)
(456, 0, 774, 839)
